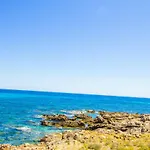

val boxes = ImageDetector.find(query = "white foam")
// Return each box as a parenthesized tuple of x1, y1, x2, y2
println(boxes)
(65, 114, 74, 118)
(34, 115, 43, 118)
(60, 110, 87, 115)
(16, 126, 32, 132)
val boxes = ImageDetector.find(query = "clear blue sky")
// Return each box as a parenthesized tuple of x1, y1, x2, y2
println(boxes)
(0, 0, 150, 97)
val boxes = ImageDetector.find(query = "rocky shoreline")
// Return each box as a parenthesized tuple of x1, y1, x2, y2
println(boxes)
(1, 111, 150, 150)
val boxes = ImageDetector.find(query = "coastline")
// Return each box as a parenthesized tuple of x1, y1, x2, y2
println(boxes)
(1, 130, 150, 150)
(1, 110, 150, 150)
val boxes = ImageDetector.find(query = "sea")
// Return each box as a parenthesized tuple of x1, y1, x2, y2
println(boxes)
(0, 89, 150, 145)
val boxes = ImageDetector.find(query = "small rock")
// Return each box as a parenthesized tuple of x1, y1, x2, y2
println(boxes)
(87, 110, 95, 113)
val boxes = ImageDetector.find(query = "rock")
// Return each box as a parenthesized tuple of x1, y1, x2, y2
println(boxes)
(43, 114, 68, 121)
(87, 110, 95, 113)
(125, 121, 141, 128)
(41, 111, 150, 135)
(120, 127, 128, 132)
(87, 124, 107, 130)
(74, 114, 92, 120)
(41, 119, 85, 128)
(62, 131, 77, 140)
(143, 122, 150, 132)
(94, 116, 104, 123)
(140, 115, 150, 122)
(40, 135, 54, 142)
(56, 120, 85, 128)
(101, 114, 112, 120)
(0, 144, 11, 150)
(41, 120, 51, 126)
(40, 133, 62, 143)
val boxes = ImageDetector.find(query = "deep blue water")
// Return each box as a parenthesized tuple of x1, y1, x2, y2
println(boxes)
(0, 89, 150, 145)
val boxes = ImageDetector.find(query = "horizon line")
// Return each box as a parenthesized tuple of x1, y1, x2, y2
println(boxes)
(0, 88, 149, 99)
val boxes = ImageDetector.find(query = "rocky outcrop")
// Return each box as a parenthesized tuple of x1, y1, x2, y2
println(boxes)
(41, 113, 93, 128)
(87, 111, 150, 135)
(41, 111, 150, 135)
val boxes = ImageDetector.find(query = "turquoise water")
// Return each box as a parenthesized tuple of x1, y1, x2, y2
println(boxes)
(0, 89, 150, 145)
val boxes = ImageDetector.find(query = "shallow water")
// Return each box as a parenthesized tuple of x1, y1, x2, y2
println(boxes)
(0, 89, 150, 145)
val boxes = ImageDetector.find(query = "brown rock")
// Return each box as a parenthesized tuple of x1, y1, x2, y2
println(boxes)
(43, 114, 68, 121)
(87, 110, 95, 113)
(94, 116, 104, 123)
(41, 120, 51, 126)
(74, 114, 92, 120)
(0, 144, 11, 150)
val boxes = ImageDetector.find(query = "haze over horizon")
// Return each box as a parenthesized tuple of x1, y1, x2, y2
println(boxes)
(0, 0, 150, 98)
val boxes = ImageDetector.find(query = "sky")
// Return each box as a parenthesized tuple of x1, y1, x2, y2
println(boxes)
(0, 0, 150, 97)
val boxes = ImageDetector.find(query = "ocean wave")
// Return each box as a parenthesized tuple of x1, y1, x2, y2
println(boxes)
(34, 115, 43, 119)
(27, 120, 40, 126)
(65, 114, 74, 118)
(60, 110, 87, 115)
(15, 126, 32, 132)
